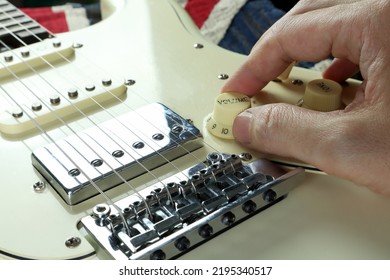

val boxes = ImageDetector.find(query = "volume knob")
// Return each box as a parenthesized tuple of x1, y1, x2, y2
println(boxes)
(206, 92, 251, 139)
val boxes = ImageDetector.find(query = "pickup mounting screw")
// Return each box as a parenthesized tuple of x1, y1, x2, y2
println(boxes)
(65, 237, 81, 248)
(218, 73, 229, 80)
(52, 40, 61, 48)
(33, 181, 45, 192)
(124, 79, 136, 86)
(72, 43, 83, 48)
(193, 43, 204, 49)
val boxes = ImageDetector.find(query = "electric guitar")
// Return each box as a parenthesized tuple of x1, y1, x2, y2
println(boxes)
(1, 0, 389, 260)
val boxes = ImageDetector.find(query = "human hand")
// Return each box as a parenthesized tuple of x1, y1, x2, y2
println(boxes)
(221, 0, 390, 196)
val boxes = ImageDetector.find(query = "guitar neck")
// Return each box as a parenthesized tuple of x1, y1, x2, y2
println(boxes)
(0, 0, 50, 51)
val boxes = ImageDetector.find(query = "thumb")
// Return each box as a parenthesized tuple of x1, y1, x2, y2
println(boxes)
(233, 103, 336, 168)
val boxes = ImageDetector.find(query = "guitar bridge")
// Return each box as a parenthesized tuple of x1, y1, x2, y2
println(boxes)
(81, 152, 304, 260)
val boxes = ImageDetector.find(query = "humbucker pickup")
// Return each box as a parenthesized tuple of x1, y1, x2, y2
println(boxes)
(31, 103, 203, 205)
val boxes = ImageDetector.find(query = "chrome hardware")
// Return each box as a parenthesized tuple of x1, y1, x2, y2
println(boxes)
(193, 43, 204, 49)
(102, 78, 112, 86)
(218, 73, 229, 80)
(52, 40, 61, 48)
(81, 152, 304, 260)
(31, 102, 42, 111)
(72, 42, 83, 49)
(32, 181, 45, 192)
(31, 103, 202, 205)
(85, 84, 96, 91)
(65, 237, 81, 248)
(124, 79, 136, 86)
(11, 109, 23, 118)
(239, 152, 253, 161)
(4, 54, 13, 62)
(67, 88, 78, 98)
(49, 95, 61, 105)
(292, 79, 304, 86)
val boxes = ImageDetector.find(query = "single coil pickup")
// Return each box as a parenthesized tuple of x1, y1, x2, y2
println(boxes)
(0, 39, 74, 80)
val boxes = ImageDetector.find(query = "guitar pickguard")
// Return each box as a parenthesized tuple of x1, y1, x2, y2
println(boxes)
(1, 0, 390, 260)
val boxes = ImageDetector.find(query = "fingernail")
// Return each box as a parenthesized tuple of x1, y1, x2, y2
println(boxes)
(233, 110, 252, 144)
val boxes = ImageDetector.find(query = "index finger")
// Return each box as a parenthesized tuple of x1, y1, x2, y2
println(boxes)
(221, 5, 361, 96)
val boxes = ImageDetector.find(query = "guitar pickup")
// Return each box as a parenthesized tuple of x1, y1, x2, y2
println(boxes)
(31, 103, 203, 205)
(0, 78, 127, 136)
(0, 38, 74, 79)
(0, 37, 128, 136)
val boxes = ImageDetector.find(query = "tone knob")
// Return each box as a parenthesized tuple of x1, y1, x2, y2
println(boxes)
(303, 79, 342, 112)
(206, 92, 251, 139)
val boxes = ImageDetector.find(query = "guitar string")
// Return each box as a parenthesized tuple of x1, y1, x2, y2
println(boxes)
(0, 2, 225, 209)
(0, 5, 187, 211)
(0, 42, 181, 215)
(0, 8, 157, 225)
(0, 42, 159, 228)
(0, 3, 229, 221)
(0, 2, 212, 178)
(0, 51, 135, 236)
(0, 3, 221, 188)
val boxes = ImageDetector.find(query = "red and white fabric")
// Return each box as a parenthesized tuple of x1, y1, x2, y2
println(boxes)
(178, 0, 247, 44)
(21, 4, 89, 34)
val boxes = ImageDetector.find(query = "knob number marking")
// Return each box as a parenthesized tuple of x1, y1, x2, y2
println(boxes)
(206, 92, 251, 140)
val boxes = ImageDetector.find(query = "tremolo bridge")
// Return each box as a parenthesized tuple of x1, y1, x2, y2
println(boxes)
(81, 152, 304, 260)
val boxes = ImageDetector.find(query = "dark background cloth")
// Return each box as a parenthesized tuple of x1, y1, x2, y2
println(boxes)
(271, 0, 299, 12)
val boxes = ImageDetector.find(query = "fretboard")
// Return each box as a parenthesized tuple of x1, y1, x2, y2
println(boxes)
(0, 0, 50, 52)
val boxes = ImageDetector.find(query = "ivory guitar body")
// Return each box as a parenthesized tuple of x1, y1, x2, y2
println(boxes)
(0, 0, 389, 259)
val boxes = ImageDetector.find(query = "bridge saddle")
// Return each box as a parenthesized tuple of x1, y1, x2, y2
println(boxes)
(81, 152, 304, 260)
